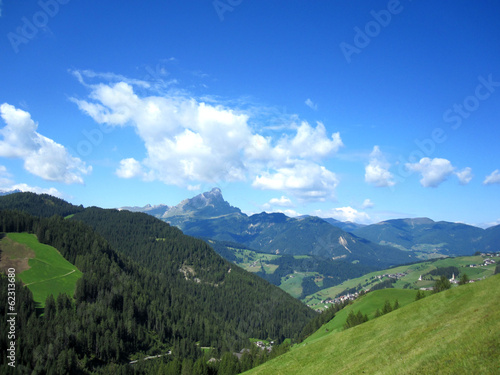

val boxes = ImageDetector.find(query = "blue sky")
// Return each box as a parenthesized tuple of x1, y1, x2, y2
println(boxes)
(0, 0, 499, 227)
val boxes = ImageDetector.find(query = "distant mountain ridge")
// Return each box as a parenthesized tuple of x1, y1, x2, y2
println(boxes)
(0, 189, 22, 196)
(352, 217, 487, 258)
(315, 217, 366, 232)
(482, 224, 500, 252)
(124, 189, 497, 264)
(123, 189, 413, 268)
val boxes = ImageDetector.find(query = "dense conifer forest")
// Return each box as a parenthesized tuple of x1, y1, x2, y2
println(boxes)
(0, 193, 316, 374)
(0, 192, 84, 218)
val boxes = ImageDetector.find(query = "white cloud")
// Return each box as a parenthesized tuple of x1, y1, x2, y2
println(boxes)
(405, 157, 456, 187)
(483, 169, 500, 185)
(485, 219, 500, 228)
(253, 161, 339, 201)
(244, 121, 342, 164)
(269, 196, 293, 207)
(7, 184, 63, 197)
(365, 146, 395, 187)
(116, 158, 144, 179)
(287, 122, 343, 160)
(305, 98, 318, 110)
(0, 103, 91, 184)
(362, 198, 374, 209)
(280, 209, 300, 217)
(0, 165, 63, 197)
(73, 72, 343, 201)
(455, 167, 473, 185)
(72, 69, 151, 89)
(314, 206, 371, 224)
(262, 195, 294, 211)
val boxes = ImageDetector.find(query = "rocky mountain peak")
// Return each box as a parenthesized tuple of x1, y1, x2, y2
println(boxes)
(164, 188, 241, 221)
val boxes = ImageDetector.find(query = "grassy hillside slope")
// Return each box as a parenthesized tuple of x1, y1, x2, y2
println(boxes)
(1, 232, 82, 306)
(246, 275, 500, 374)
(303, 289, 420, 344)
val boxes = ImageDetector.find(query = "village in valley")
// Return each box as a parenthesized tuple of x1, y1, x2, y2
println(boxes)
(306, 252, 499, 311)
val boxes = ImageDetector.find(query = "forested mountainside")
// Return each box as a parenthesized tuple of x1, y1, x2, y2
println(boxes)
(0, 194, 315, 373)
(0, 192, 84, 217)
(71, 207, 315, 340)
(133, 189, 412, 268)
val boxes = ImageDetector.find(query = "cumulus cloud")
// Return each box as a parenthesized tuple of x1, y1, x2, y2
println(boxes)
(305, 98, 318, 110)
(405, 158, 453, 187)
(253, 162, 339, 201)
(262, 195, 295, 212)
(116, 158, 144, 179)
(0, 165, 63, 197)
(268, 196, 293, 207)
(0, 103, 91, 184)
(245, 121, 342, 163)
(455, 167, 473, 185)
(314, 206, 371, 224)
(362, 198, 374, 209)
(72, 71, 343, 201)
(405, 157, 460, 187)
(365, 146, 395, 187)
(483, 169, 500, 185)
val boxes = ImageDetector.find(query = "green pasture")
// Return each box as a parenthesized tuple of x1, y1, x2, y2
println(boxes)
(279, 272, 317, 299)
(231, 248, 280, 274)
(302, 288, 421, 344)
(7, 233, 82, 307)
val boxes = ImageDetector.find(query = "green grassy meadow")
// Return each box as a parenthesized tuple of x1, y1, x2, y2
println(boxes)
(245, 274, 500, 375)
(7, 232, 82, 307)
(279, 272, 317, 299)
(229, 248, 280, 273)
(302, 288, 422, 344)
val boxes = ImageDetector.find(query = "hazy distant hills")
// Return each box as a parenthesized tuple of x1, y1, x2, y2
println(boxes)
(125, 189, 412, 268)
(126, 189, 499, 265)
(313, 217, 366, 232)
(0, 189, 22, 196)
(351, 218, 488, 258)
(482, 224, 500, 252)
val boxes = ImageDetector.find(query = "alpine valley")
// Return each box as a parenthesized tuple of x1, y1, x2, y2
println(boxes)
(0, 191, 499, 374)
(121, 188, 500, 303)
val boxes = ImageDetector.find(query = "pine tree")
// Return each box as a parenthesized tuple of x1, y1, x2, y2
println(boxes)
(382, 300, 392, 315)
(433, 275, 451, 293)
(393, 299, 399, 310)
(415, 290, 425, 301)
(459, 273, 470, 285)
